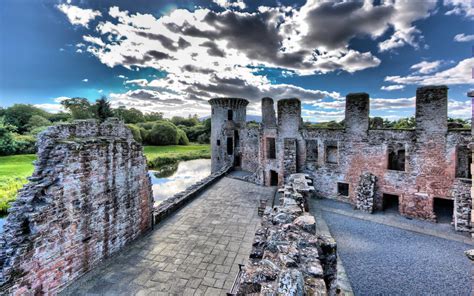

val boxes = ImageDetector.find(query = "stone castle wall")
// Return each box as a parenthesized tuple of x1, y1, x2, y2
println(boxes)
(210, 86, 472, 230)
(0, 119, 153, 294)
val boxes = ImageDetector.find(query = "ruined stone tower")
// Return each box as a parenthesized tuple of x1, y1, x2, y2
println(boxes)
(345, 92, 370, 139)
(209, 98, 249, 173)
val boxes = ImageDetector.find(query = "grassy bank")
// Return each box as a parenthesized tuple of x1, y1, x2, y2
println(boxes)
(0, 144, 211, 214)
(0, 154, 36, 215)
(144, 144, 211, 168)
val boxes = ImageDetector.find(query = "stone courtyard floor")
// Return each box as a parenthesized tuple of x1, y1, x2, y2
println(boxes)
(310, 198, 473, 296)
(61, 177, 275, 296)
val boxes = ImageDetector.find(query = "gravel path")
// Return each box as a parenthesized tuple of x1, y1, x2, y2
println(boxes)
(310, 201, 472, 296)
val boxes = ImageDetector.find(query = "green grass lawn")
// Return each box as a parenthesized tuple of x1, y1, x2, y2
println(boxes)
(144, 144, 211, 168)
(0, 144, 210, 214)
(0, 154, 36, 215)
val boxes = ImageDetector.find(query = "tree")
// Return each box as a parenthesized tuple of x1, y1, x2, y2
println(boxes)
(26, 115, 51, 131)
(148, 121, 179, 145)
(95, 96, 114, 121)
(392, 117, 416, 129)
(0, 119, 17, 155)
(61, 97, 93, 119)
(49, 112, 72, 123)
(115, 106, 144, 124)
(4, 104, 50, 134)
(144, 112, 164, 122)
(126, 124, 142, 143)
(171, 116, 199, 127)
(177, 128, 189, 145)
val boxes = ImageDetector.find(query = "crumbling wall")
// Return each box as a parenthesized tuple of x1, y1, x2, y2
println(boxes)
(453, 179, 472, 232)
(0, 119, 153, 295)
(355, 172, 377, 213)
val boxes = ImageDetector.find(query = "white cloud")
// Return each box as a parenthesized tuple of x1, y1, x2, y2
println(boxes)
(410, 60, 442, 74)
(444, 0, 474, 19)
(56, 4, 102, 28)
(83, 35, 105, 47)
(381, 85, 405, 91)
(448, 99, 472, 118)
(124, 79, 149, 87)
(385, 58, 474, 85)
(82, 78, 88, 82)
(454, 33, 474, 42)
(34, 96, 69, 114)
(213, 0, 246, 10)
(377, 0, 437, 51)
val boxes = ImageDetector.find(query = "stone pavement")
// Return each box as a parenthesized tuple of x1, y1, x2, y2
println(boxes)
(314, 198, 473, 245)
(61, 177, 276, 296)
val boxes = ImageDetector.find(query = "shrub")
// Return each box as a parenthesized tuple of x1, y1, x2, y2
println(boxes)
(148, 121, 179, 145)
(139, 128, 150, 143)
(197, 133, 210, 144)
(126, 124, 142, 143)
(13, 135, 36, 154)
(177, 129, 189, 145)
(0, 125, 17, 156)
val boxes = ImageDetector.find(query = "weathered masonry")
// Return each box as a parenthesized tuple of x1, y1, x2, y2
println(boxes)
(0, 119, 153, 294)
(210, 86, 473, 231)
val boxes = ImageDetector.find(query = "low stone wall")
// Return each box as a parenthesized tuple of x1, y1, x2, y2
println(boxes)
(355, 172, 377, 213)
(153, 165, 232, 224)
(237, 174, 337, 295)
(0, 119, 153, 295)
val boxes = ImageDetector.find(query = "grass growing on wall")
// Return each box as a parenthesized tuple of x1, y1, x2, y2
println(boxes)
(144, 144, 211, 168)
(0, 145, 211, 214)
(0, 154, 36, 215)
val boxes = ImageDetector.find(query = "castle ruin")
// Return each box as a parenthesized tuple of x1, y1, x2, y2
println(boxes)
(209, 85, 473, 231)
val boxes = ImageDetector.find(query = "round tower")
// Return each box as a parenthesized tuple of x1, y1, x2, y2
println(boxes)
(208, 98, 249, 173)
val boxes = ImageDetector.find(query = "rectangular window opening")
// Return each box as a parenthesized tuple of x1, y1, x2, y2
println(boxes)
(270, 170, 278, 186)
(266, 137, 276, 159)
(326, 145, 338, 164)
(387, 144, 406, 171)
(227, 137, 233, 155)
(306, 140, 318, 162)
(337, 182, 349, 197)
(228, 110, 233, 121)
(455, 146, 472, 179)
(217, 139, 220, 146)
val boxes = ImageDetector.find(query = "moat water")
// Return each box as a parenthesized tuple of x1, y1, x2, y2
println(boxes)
(148, 158, 211, 204)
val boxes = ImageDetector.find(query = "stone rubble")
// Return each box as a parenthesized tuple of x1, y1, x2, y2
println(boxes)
(354, 172, 377, 213)
(237, 174, 337, 296)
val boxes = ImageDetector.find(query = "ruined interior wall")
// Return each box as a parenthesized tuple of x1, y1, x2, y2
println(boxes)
(0, 119, 153, 294)
(240, 127, 260, 173)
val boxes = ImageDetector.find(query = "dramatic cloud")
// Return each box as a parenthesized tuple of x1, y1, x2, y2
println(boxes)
(381, 85, 405, 91)
(454, 33, 474, 42)
(213, 0, 246, 10)
(377, 0, 437, 51)
(410, 60, 442, 74)
(444, 0, 474, 18)
(57, 4, 101, 28)
(448, 99, 472, 118)
(385, 58, 474, 85)
(72, 1, 450, 116)
(34, 96, 69, 113)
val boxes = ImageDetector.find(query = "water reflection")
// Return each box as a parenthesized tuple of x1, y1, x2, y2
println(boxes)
(149, 159, 211, 203)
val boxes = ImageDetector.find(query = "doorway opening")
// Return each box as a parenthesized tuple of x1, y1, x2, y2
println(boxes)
(433, 198, 453, 224)
(270, 170, 278, 186)
(383, 193, 399, 213)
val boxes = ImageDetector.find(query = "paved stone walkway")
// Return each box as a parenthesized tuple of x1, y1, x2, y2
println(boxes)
(62, 177, 275, 296)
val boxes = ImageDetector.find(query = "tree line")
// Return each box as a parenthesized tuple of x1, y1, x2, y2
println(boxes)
(0, 97, 211, 156)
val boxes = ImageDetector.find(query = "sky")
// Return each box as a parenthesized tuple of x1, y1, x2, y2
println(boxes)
(0, 0, 473, 122)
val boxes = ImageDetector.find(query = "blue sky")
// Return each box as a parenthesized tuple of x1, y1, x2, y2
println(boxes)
(0, 0, 473, 122)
